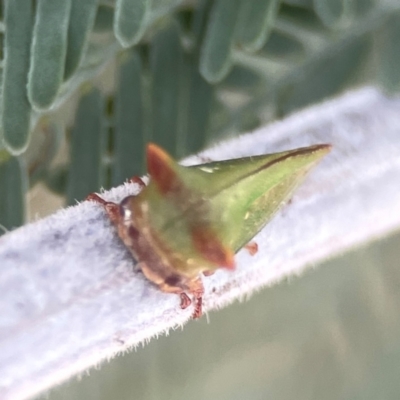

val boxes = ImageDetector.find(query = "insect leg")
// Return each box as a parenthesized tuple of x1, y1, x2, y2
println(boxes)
(180, 293, 192, 309)
(86, 193, 120, 223)
(193, 295, 203, 319)
(128, 176, 146, 189)
(189, 277, 204, 319)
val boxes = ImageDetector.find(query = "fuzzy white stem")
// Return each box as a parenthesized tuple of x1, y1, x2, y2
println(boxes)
(1, 87, 400, 400)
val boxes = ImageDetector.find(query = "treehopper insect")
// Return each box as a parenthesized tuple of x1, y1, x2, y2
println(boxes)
(87, 142, 331, 318)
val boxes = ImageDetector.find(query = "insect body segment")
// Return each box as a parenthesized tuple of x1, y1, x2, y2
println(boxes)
(87, 142, 331, 318)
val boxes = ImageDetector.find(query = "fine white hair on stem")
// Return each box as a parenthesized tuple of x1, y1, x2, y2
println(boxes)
(1, 87, 400, 400)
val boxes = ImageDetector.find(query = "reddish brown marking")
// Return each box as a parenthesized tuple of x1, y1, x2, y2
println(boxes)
(180, 292, 202, 319)
(86, 193, 120, 223)
(245, 241, 258, 256)
(203, 270, 215, 277)
(190, 225, 235, 270)
(128, 225, 140, 240)
(146, 143, 179, 194)
(191, 284, 205, 319)
(86, 192, 107, 205)
(128, 176, 146, 189)
(193, 296, 203, 319)
(180, 293, 191, 309)
(178, 278, 206, 318)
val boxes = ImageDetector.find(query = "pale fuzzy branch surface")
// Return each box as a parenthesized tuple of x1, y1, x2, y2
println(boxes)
(1, 87, 400, 400)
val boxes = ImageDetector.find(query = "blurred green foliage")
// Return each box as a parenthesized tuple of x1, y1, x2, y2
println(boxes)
(0, 0, 399, 232)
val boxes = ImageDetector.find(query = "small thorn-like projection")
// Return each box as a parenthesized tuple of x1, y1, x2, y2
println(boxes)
(245, 242, 258, 256)
(191, 225, 235, 270)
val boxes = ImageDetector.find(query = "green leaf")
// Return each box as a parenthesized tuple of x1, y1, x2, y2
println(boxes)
(0, 150, 12, 165)
(185, 55, 214, 154)
(45, 165, 68, 195)
(199, 0, 241, 83)
(313, 0, 347, 27)
(222, 65, 263, 90)
(260, 30, 304, 59)
(22, 118, 64, 186)
(93, 5, 114, 33)
(66, 87, 106, 204)
(278, 35, 370, 115)
(284, 0, 313, 7)
(150, 22, 183, 156)
(191, 0, 213, 48)
(112, 50, 145, 185)
(236, 0, 281, 53)
(0, 157, 27, 234)
(376, 12, 400, 94)
(28, 0, 72, 110)
(1, 0, 33, 154)
(114, 0, 149, 47)
(278, 4, 324, 31)
(64, 0, 99, 80)
(352, 0, 375, 17)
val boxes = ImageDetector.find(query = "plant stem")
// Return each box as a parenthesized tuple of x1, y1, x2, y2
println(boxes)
(0, 87, 400, 400)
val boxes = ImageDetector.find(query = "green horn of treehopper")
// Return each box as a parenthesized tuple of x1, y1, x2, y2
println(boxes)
(87, 142, 331, 318)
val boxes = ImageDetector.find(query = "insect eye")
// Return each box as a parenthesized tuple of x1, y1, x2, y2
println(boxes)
(164, 275, 181, 287)
(119, 196, 135, 218)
